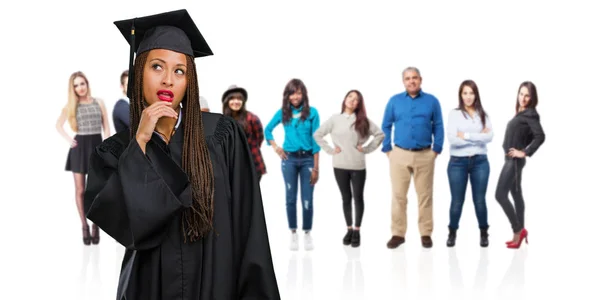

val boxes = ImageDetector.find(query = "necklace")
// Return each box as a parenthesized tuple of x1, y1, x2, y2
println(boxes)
(156, 104, 182, 143)
(156, 125, 176, 144)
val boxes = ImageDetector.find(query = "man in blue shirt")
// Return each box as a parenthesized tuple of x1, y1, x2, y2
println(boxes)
(381, 67, 444, 249)
(112, 70, 130, 133)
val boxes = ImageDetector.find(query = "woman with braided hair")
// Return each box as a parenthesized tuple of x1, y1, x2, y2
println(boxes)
(83, 9, 280, 299)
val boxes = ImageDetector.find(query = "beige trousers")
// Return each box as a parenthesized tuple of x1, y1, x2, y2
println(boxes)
(389, 146, 436, 237)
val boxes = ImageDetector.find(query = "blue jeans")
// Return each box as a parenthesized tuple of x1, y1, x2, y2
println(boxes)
(447, 154, 490, 230)
(281, 152, 315, 231)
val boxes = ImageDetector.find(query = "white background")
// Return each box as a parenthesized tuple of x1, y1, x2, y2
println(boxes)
(1, 0, 599, 299)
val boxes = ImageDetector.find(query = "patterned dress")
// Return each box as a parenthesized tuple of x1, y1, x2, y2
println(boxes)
(65, 98, 103, 174)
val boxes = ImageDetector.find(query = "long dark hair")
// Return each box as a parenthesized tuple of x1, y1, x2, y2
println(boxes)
(458, 80, 487, 127)
(222, 92, 249, 132)
(341, 90, 370, 138)
(281, 78, 310, 124)
(515, 81, 538, 114)
(130, 51, 215, 243)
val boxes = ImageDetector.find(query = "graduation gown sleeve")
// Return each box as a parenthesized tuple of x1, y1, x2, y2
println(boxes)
(224, 119, 281, 299)
(84, 133, 192, 250)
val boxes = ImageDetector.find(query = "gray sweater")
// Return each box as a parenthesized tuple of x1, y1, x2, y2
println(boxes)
(313, 112, 385, 170)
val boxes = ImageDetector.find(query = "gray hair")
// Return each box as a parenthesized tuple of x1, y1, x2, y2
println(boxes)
(402, 66, 421, 78)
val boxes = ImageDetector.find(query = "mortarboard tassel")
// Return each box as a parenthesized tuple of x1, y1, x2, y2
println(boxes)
(126, 20, 136, 99)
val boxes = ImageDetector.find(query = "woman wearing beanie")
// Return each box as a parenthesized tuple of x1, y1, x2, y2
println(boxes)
(222, 85, 267, 181)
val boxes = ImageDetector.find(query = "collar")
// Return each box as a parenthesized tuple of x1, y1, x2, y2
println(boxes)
(463, 109, 479, 118)
(405, 89, 423, 99)
(291, 104, 304, 112)
(123, 96, 130, 104)
(174, 102, 183, 129)
(153, 102, 183, 142)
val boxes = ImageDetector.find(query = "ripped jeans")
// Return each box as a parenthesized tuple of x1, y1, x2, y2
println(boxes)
(281, 151, 315, 231)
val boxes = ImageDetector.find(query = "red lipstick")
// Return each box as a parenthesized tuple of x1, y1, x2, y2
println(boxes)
(157, 90, 174, 102)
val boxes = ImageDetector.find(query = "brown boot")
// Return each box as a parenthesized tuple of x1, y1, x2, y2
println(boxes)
(421, 236, 433, 248)
(387, 236, 405, 249)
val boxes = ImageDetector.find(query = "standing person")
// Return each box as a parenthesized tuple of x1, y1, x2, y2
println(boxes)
(264, 78, 320, 251)
(221, 84, 267, 181)
(113, 70, 130, 133)
(495, 81, 545, 249)
(83, 9, 280, 299)
(381, 66, 444, 249)
(445, 80, 493, 248)
(313, 89, 384, 247)
(56, 71, 111, 245)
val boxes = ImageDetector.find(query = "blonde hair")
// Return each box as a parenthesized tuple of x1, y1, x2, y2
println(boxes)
(66, 71, 91, 132)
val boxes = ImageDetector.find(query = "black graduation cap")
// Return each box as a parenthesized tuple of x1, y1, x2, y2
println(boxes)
(113, 9, 213, 98)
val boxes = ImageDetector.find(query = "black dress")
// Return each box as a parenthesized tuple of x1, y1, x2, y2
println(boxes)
(83, 111, 281, 299)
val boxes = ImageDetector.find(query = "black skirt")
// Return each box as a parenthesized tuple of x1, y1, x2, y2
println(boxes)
(65, 134, 102, 174)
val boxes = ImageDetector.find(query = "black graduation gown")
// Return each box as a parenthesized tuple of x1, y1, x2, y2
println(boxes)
(83, 111, 281, 300)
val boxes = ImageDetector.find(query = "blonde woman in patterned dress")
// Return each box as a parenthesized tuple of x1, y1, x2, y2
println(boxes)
(56, 71, 110, 245)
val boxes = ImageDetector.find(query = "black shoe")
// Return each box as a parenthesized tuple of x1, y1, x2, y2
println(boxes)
(343, 229, 353, 245)
(480, 228, 489, 247)
(91, 224, 100, 245)
(82, 226, 91, 246)
(446, 228, 457, 247)
(351, 230, 360, 247)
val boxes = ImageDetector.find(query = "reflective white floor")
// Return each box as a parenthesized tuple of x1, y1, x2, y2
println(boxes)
(8, 227, 594, 300)
(3, 146, 598, 299)
(5, 175, 597, 300)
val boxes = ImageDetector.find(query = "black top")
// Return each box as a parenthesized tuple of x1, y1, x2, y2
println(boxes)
(83, 111, 280, 299)
(502, 108, 545, 157)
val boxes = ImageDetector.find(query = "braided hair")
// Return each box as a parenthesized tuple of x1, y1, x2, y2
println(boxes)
(129, 51, 215, 242)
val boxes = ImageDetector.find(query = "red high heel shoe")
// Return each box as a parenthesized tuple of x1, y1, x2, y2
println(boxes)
(507, 228, 528, 249)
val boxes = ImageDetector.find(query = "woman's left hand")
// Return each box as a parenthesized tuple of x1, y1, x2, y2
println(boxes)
(508, 148, 526, 158)
(356, 145, 364, 152)
(310, 169, 319, 185)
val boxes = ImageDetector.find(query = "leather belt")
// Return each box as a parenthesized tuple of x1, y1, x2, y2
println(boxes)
(286, 150, 313, 156)
(397, 145, 431, 152)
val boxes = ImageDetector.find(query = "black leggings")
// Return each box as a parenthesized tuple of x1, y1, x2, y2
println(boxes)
(333, 168, 366, 227)
(495, 157, 526, 233)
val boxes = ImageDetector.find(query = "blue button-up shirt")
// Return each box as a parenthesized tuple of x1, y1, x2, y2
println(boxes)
(381, 90, 444, 153)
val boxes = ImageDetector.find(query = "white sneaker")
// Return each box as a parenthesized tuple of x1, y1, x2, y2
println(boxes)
(290, 232, 299, 251)
(304, 232, 314, 251)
